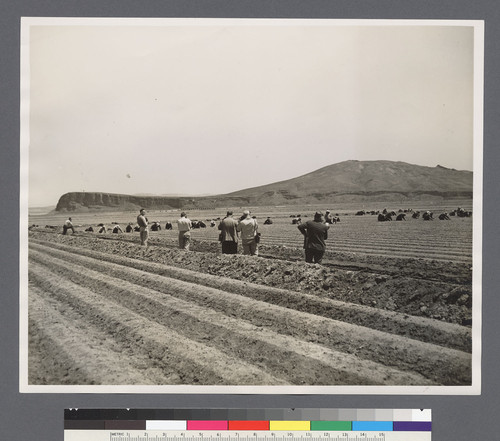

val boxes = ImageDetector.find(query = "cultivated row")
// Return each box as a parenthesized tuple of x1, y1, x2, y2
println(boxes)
(29, 241, 471, 385)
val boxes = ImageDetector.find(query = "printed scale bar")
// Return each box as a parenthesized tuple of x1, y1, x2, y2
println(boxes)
(63, 430, 432, 441)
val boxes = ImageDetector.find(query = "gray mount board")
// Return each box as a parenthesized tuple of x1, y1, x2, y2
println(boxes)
(1, 1, 498, 441)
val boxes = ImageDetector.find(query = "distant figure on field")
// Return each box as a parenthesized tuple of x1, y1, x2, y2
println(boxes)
(62, 217, 75, 235)
(218, 210, 239, 254)
(151, 221, 161, 231)
(324, 210, 334, 224)
(298, 211, 329, 264)
(423, 211, 434, 221)
(137, 208, 149, 246)
(177, 212, 192, 250)
(237, 210, 259, 256)
(112, 224, 123, 233)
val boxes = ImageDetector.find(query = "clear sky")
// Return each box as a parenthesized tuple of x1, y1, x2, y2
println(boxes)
(24, 19, 478, 207)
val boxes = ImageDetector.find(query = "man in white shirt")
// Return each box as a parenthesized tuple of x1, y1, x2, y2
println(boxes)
(137, 208, 149, 246)
(177, 212, 192, 250)
(62, 217, 75, 235)
(237, 210, 259, 256)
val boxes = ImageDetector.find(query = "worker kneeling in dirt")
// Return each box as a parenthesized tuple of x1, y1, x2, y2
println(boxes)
(62, 217, 75, 235)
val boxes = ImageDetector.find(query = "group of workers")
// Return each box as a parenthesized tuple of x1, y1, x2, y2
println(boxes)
(62, 207, 331, 264)
(137, 209, 192, 250)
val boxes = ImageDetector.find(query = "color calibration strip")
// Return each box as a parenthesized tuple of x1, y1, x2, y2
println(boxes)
(137, 420, 430, 431)
(64, 408, 431, 440)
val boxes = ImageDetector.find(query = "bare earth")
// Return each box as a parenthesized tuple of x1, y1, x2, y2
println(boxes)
(27, 219, 473, 386)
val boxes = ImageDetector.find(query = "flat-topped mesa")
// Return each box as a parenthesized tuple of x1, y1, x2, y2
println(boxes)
(55, 192, 252, 212)
(55, 192, 184, 212)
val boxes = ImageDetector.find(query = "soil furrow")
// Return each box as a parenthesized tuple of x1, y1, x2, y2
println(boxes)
(36, 229, 472, 262)
(29, 248, 436, 385)
(29, 287, 170, 385)
(29, 317, 95, 385)
(171, 236, 472, 258)
(29, 263, 286, 385)
(263, 236, 472, 250)
(98, 234, 474, 263)
(29, 245, 471, 384)
(30, 240, 471, 352)
(259, 253, 471, 284)
(30, 234, 472, 326)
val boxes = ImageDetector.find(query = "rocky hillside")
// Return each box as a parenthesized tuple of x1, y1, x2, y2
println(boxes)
(55, 160, 472, 212)
(225, 160, 472, 204)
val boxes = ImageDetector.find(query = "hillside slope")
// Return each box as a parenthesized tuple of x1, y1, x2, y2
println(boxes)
(54, 160, 472, 211)
(225, 160, 472, 203)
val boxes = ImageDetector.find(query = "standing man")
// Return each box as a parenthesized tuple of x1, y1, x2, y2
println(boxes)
(237, 210, 259, 256)
(62, 217, 75, 235)
(218, 210, 239, 254)
(137, 208, 149, 246)
(298, 211, 329, 264)
(177, 212, 192, 250)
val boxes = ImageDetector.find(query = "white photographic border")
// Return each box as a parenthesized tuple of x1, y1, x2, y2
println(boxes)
(20, 17, 484, 395)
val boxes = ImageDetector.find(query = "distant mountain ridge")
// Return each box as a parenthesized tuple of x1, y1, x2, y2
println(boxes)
(54, 160, 472, 212)
(224, 160, 472, 204)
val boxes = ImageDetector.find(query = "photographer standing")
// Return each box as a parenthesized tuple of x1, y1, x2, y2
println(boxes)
(298, 211, 329, 264)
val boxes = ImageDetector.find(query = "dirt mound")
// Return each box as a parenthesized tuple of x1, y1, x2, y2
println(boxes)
(26, 229, 472, 386)
(30, 230, 472, 325)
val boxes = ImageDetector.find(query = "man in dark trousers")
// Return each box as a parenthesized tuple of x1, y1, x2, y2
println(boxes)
(298, 211, 329, 264)
(62, 217, 75, 235)
(218, 210, 239, 254)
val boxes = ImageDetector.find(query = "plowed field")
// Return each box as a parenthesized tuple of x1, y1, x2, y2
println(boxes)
(26, 206, 474, 387)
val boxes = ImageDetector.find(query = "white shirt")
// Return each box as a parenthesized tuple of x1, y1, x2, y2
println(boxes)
(237, 217, 258, 242)
(177, 217, 192, 232)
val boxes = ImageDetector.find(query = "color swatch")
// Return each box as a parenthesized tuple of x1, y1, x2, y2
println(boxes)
(64, 408, 432, 432)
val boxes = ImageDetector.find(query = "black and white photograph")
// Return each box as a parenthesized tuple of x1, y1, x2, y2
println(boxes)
(20, 18, 483, 393)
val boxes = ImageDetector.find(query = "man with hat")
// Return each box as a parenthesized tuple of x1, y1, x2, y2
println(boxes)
(218, 210, 239, 254)
(176, 212, 192, 250)
(297, 211, 330, 264)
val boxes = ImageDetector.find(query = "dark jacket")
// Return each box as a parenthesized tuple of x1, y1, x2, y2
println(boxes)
(218, 216, 239, 242)
(298, 220, 329, 250)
